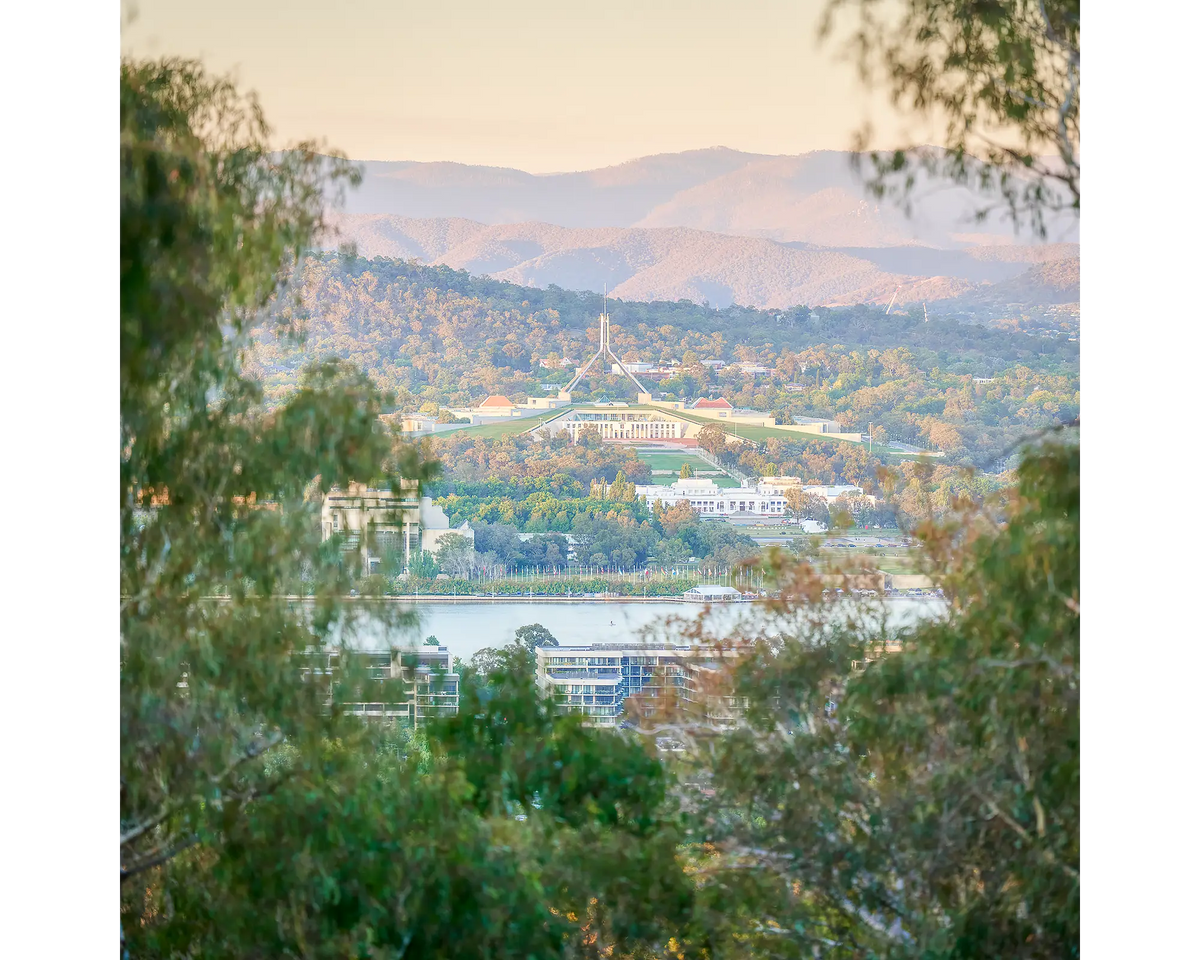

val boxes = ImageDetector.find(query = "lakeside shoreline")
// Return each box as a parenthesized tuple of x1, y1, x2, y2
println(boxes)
(197, 594, 942, 605)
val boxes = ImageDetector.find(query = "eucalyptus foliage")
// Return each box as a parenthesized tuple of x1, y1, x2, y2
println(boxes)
(121, 55, 417, 897)
(821, 0, 1080, 235)
(679, 438, 1079, 958)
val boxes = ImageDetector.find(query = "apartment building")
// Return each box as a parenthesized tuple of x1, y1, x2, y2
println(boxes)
(535, 642, 744, 728)
(304, 644, 460, 724)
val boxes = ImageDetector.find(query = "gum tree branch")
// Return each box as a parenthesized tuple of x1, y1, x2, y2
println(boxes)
(120, 729, 283, 847)
(972, 788, 1078, 879)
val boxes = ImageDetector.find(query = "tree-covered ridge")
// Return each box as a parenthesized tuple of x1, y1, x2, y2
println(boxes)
(247, 253, 1077, 467)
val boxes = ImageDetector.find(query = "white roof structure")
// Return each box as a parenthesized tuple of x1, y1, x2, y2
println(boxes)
(805, 484, 866, 499)
(683, 585, 744, 600)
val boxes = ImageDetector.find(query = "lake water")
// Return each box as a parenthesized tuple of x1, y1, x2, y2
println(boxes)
(333, 599, 947, 664)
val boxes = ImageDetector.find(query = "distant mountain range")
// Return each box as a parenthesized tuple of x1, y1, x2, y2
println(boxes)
(325, 147, 1079, 311)
(322, 214, 1077, 311)
(340, 147, 1079, 248)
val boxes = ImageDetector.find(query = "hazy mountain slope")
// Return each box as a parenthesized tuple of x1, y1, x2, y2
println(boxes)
(634, 152, 1081, 247)
(933, 257, 1081, 308)
(326, 214, 1073, 309)
(803, 244, 1078, 285)
(965, 243, 1080, 264)
(340, 147, 1079, 247)
(344, 147, 770, 227)
(324, 214, 966, 308)
(633, 153, 931, 245)
(324, 215, 486, 261)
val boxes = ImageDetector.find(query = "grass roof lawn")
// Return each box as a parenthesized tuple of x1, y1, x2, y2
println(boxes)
(718, 420, 861, 447)
(441, 406, 927, 465)
(638, 452, 713, 471)
(437, 407, 572, 439)
(658, 407, 869, 452)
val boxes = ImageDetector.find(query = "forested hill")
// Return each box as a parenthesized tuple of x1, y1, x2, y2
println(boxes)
(248, 253, 1078, 467)
(269, 252, 1077, 359)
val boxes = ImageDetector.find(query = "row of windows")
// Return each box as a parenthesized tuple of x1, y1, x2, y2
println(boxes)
(567, 421, 680, 437)
(576, 414, 644, 421)
(543, 655, 724, 675)
(547, 656, 660, 666)
(577, 705, 619, 717)
(668, 500, 786, 513)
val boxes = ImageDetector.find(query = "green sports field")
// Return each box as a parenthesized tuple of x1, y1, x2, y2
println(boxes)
(636, 451, 740, 486)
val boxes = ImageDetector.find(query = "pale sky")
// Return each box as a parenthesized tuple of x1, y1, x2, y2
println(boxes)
(121, 0, 930, 173)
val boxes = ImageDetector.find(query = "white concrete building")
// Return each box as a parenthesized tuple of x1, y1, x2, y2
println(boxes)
(729, 362, 772, 376)
(533, 406, 691, 442)
(635, 478, 788, 517)
(756, 479, 871, 502)
(633, 478, 869, 517)
(321, 483, 474, 574)
(396, 414, 438, 435)
(525, 396, 864, 446)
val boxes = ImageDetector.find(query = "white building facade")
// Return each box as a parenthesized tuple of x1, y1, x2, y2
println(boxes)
(535, 643, 743, 728)
(537, 407, 690, 442)
(321, 483, 475, 574)
(633, 478, 868, 517)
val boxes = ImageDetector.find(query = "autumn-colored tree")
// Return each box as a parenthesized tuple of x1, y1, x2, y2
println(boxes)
(658, 500, 699, 538)
(696, 422, 728, 457)
(927, 420, 965, 452)
(682, 438, 1079, 958)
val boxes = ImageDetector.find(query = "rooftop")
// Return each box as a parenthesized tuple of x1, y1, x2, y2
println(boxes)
(539, 643, 718, 653)
(684, 585, 744, 597)
(478, 394, 514, 408)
